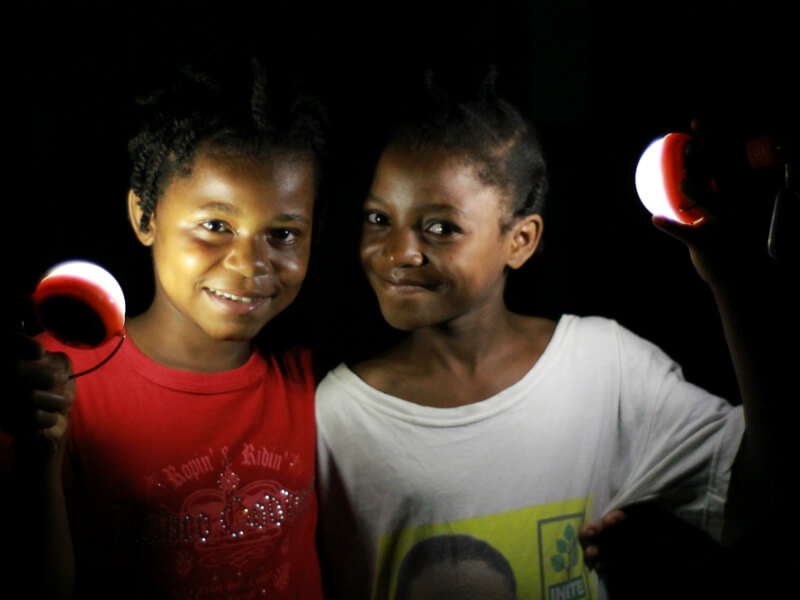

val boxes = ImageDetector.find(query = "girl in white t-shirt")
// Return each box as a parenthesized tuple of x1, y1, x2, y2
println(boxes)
(315, 72, 786, 600)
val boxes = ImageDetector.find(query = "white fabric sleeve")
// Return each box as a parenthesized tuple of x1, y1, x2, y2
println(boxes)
(606, 321, 745, 542)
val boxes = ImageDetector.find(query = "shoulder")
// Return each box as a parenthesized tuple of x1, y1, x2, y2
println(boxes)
(315, 363, 372, 425)
(548, 314, 655, 351)
(317, 362, 370, 397)
(555, 313, 619, 337)
(502, 313, 621, 360)
(512, 314, 558, 348)
(262, 346, 315, 389)
(345, 335, 418, 393)
(531, 314, 678, 382)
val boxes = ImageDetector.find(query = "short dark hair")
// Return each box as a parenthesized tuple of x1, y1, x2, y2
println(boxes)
(394, 534, 517, 600)
(127, 58, 327, 233)
(387, 69, 548, 225)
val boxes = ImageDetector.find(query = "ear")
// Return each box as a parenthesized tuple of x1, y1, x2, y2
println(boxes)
(506, 214, 543, 270)
(127, 190, 155, 246)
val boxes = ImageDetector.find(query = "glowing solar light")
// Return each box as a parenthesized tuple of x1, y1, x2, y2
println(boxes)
(635, 133, 706, 225)
(32, 260, 126, 349)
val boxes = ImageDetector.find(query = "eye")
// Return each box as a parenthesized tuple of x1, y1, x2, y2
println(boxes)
(269, 228, 301, 244)
(364, 210, 390, 226)
(200, 219, 231, 234)
(424, 221, 461, 236)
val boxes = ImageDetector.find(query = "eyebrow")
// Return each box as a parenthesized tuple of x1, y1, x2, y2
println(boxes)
(194, 202, 242, 216)
(194, 203, 311, 225)
(364, 194, 466, 217)
(274, 212, 312, 225)
(364, 193, 386, 206)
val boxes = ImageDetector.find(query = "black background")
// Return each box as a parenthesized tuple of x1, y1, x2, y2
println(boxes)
(11, 1, 795, 596)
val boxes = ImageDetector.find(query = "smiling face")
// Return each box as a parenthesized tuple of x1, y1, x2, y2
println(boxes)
(131, 151, 314, 347)
(360, 145, 542, 332)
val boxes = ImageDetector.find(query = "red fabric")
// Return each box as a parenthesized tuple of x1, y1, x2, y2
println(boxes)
(43, 332, 323, 599)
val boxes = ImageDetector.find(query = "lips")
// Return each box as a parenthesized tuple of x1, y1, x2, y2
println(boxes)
(372, 273, 439, 294)
(203, 286, 273, 313)
(206, 287, 260, 303)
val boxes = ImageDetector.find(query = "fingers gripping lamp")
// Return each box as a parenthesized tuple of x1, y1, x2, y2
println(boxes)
(635, 132, 794, 260)
(32, 260, 126, 377)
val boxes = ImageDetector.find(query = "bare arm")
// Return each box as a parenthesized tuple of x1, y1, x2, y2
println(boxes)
(580, 127, 794, 568)
(3, 334, 76, 599)
(653, 211, 792, 498)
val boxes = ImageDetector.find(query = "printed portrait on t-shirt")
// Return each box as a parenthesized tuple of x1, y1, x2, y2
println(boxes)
(374, 497, 596, 600)
(394, 534, 517, 600)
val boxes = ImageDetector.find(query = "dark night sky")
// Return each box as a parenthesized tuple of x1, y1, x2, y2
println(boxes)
(14, 0, 795, 392)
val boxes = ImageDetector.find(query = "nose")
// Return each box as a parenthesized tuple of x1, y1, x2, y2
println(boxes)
(224, 234, 270, 278)
(381, 227, 424, 267)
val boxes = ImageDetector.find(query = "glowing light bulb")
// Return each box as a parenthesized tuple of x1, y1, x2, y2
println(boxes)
(635, 133, 706, 225)
(32, 260, 126, 348)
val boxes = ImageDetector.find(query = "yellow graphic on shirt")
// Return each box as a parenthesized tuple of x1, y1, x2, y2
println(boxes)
(374, 497, 595, 600)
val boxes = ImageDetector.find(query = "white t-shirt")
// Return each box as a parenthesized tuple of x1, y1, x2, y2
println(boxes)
(316, 315, 744, 600)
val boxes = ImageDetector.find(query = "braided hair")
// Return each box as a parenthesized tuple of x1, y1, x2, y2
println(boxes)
(127, 59, 327, 233)
(387, 69, 548, 227)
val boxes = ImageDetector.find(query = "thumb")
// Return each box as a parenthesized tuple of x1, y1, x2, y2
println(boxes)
(651, 214, 713, 248)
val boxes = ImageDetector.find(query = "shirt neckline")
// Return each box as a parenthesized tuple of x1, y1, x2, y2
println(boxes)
(114, 330, 267, 394)
(333, 314, 575, 426)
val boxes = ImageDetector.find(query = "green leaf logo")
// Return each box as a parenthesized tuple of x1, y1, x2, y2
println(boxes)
(551, 554, 566, 572)
(549, 522, 582, 581)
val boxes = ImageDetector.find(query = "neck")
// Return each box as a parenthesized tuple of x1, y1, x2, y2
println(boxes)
(125, 310, 253, 373)
(408, 304, 521, 374)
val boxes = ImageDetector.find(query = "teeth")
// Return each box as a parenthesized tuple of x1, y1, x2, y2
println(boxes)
(207, 288, 255, 303)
